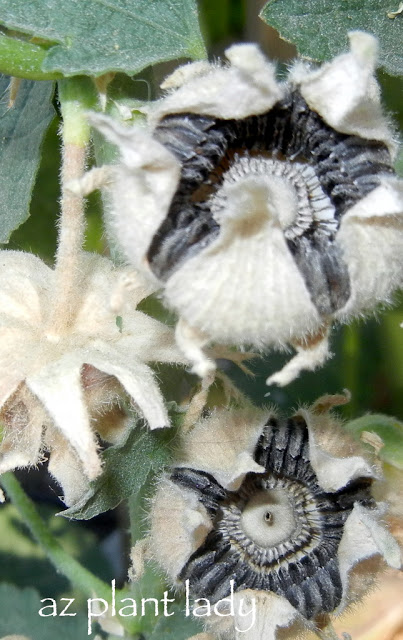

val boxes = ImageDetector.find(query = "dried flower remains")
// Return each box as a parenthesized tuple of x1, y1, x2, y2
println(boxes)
(0, 251, 186, 504)
(89, 32, 403, 386)
(149, 398, 401, 639)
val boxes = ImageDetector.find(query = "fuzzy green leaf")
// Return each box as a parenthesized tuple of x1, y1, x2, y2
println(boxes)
(260, 0, 403, 76)
(0, 76, 55, 243)
(0, 584, 89, 639)
(0, 0, 206, 77)
(62, 423, 176, 520)
(344, 413, 403, 469)
(148, 604, 204, 640)
(0, 35, 62, 80)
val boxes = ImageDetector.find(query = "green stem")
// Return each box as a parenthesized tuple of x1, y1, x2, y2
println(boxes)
(58, 77, 97, 146)
(0, 472, 109, 597)
(0, 34, 62, 80)
(46, 77, 97, 336)
(0, 472, 143, 636)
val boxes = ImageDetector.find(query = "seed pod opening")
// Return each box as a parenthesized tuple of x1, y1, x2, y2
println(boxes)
(149, 402, 401, 638)
(92, 33, 403, 385)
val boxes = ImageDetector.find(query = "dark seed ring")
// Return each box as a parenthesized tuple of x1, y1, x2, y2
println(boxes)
(149, 91, 393, 316)
(171, 415, 375, 620)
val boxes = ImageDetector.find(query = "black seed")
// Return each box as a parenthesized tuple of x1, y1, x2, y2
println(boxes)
(275, 420, 291, 451)
(327, 557, 343, 596)
(314, 566, 338, 612)
(190, 562, 233, 599)
(287, 561, 305, 583)
(321, 511, 348, 527)
(270, 423, 291, 474)
(277, 563, 296, 591)
(265, 568, 285, 594)
(299, 553, 321, 577)
(180, 551, 216, 581)
(287, 422, 307, 458)
(286, 584, 307, 616)
(255, 421, 277, 468)
(301, 576, 324, 618)
(170, 467, 227, 506)
(311, 543, 333, 567)
(289, 235, 351, 315)
(210, 572, 239, 602)
(234, 562, 261, 591)
(208, 528, 227, 547)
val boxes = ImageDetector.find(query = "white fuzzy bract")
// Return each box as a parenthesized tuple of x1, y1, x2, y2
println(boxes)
(0, 251, 186, 504)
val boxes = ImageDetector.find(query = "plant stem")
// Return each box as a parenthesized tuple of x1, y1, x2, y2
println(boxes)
(0, 472, 143, 636)
(46, 78, 96, 337)
(0, 472, 109, 597)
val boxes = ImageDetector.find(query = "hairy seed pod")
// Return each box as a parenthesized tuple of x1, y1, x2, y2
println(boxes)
(149, 400, 401, 639)
(90, 33, 403, 386)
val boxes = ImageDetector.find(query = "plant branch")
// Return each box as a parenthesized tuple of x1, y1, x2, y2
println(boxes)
(46, 77, 96, 336)
(0, 472, 143, 636)
(0, 472, 110, 597)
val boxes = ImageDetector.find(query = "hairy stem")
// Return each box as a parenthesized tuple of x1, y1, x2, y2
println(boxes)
(315, 615, 351, 640)
(0, 472, 110, 597)
(0, 472, 143, 636)
(46, 78, 95, 337)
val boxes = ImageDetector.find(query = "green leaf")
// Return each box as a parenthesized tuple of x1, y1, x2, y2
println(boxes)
(148, 603, 204, 640)
(62, 422, 177, 520)
(344, 413, 403, 469)
(0, 0, 207, 77)
(0, 583, 89, 639)
(0, 76, 55, 243)
(0, 35, 62, 80)
(260, 0, 403, 76)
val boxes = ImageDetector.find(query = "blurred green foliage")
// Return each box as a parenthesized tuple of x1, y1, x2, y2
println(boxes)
(0, 583, 89, 640)
(0, 501, 114, 598)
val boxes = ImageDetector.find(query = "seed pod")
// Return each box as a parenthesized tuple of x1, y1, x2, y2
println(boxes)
(92, 33, 403, 385)
(149, 399, 401, 639)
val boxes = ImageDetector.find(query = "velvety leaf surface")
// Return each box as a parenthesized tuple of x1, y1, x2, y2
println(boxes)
(0, 0, 206, 76)
(344, 413, 403, 469)
(260, 0, 403, 75)
(0, 583, 89, 639)
(62, 423, 176, 520)
(0, 76, 55, 242)
(0, 35, 62, 80)
(148, 604, 204, 640)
